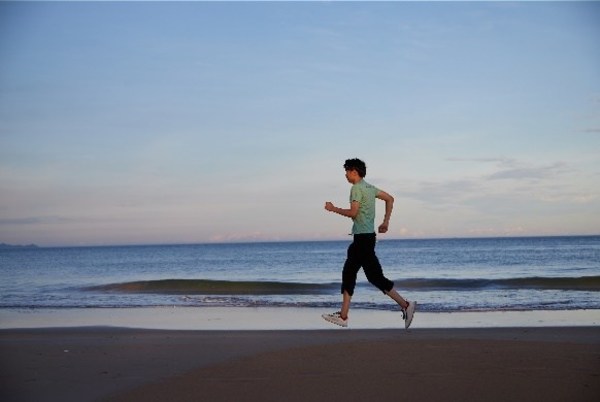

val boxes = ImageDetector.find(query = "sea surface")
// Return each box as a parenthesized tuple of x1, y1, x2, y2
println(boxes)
(1, 236, 599, 313)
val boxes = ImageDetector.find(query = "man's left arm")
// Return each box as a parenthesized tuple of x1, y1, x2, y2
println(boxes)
(376, 190, 394, 233)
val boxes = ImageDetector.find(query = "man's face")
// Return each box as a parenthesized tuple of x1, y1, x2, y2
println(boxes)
(345, 168, 359, 184)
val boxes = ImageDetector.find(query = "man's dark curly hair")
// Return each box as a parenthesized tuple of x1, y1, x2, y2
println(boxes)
(343, 158, 367, 178)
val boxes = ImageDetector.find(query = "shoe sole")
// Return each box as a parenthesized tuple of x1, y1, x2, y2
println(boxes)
(322, 314, 348, 328)
(405, 301, 417, 329)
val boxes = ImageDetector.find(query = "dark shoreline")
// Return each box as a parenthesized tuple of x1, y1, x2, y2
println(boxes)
(1, 326, 599, 402)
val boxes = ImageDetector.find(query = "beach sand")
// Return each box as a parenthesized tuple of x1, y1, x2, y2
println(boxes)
(1, 326, 599, 402)
(2, 307, 599, 330)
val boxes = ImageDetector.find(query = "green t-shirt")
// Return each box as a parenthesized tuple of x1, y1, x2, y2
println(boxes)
(349, 179, 379, 234)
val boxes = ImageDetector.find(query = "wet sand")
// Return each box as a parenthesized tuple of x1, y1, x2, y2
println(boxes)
(1, 326, 599, 402)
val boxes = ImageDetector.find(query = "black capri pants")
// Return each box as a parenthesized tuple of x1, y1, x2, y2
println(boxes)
(341, 233, 394, 296)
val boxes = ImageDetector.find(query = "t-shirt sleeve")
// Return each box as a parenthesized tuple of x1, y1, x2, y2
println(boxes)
(350, 184, 362, 203)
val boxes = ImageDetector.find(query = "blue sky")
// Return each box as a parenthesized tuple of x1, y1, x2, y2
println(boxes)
(1, 1, 599, 246)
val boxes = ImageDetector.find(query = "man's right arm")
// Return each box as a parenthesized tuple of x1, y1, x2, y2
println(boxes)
(325, 201, 359, 219)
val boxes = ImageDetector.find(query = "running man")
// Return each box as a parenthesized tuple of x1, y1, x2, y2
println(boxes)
(322, 158, 416, 328)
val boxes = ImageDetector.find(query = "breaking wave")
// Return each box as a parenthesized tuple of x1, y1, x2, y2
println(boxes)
(87, 275, 600, 295)
(87, 279, 338, 295)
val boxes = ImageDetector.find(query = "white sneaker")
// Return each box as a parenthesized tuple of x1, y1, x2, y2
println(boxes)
(322, 311, 348, 327)
(404, 301, 416, 329)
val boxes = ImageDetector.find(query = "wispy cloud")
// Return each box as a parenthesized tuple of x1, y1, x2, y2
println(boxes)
(0, 216, 74, 226)
(488, 162, 568, 180)
(446, 157, 570, 181)
(399, 158, 591, 213)
(445, 157, 515, 165)
(399, 179, 479, 207)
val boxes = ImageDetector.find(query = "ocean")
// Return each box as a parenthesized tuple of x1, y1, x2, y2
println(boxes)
(1, 236, 599, 313)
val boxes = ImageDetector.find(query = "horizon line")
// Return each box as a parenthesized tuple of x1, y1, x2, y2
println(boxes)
(2, 233, 599, 249)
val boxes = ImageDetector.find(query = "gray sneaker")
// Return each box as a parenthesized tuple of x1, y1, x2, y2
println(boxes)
(322, 311, 348, 327)
(404, 301, 416, 329)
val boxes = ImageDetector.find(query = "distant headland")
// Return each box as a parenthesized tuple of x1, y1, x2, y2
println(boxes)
(0, 243, 39, 249)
